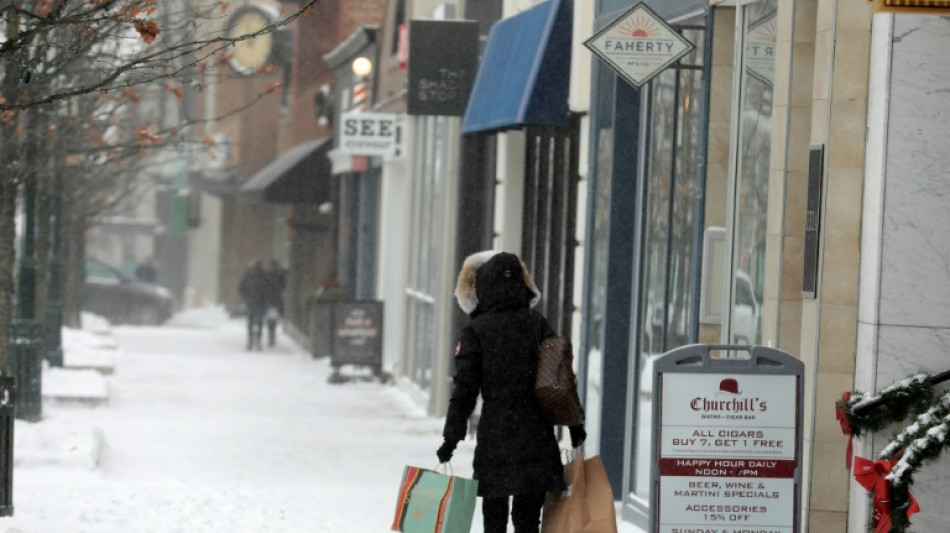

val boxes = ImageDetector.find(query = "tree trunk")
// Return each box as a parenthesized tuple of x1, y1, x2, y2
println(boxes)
(34, 110, 52, 328)
(60, 175, 86, 329)
(0, 171, 15, 377)
(0, 12, 21, 375)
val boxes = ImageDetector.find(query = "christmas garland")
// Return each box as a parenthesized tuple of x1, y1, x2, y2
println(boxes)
(879, 391, 950, 533)
(838, 373, 950, 533)
(836, 374, 934, 437)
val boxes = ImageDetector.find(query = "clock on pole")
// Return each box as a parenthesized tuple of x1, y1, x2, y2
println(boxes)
(227, 4, 280, 75)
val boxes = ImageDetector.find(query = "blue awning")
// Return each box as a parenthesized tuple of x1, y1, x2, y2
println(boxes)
(461, 0, 572, 134)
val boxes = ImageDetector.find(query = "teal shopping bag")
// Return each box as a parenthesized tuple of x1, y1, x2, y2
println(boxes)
(392, 465, 479, 533)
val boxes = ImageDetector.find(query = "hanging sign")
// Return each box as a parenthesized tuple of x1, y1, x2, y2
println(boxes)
(650, 345, 804, 533)
(583, 2, 694, 89)
(407, 19, 479, 116)
(338, 111, 402, 157)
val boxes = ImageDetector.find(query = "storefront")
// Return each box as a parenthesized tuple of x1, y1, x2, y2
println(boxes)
(324, 27, 384, 301)
(461, 0, 580, 340)
(394, 8, 480, 413)
(581, 3, 709, 526)
(580, 0, 788, 527)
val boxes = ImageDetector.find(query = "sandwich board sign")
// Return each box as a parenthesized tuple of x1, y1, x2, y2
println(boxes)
(650, 345, 803, 533)
(584, 2, 694, 89)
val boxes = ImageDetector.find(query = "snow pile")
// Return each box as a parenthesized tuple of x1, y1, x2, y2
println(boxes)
(14, 415, 104, 470)
(42, 367, 109, 405)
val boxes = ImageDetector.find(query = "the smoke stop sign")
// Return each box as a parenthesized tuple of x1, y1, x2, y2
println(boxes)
(651, 346, 803, 533)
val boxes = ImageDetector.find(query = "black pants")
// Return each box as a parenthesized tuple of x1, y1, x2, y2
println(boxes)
(482, 492, 546, 533)
(246, 306, 265, 348)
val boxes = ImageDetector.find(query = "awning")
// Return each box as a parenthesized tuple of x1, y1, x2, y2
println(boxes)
(460, 0, 572, 134)
(241, 138, 332, 204)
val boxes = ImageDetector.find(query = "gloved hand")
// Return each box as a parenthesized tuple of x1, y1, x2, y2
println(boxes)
(569, 425, 587, 448)
(437, 440, 458, 463)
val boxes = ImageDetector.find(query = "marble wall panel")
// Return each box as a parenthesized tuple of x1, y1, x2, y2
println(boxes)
(880, 15, 950, 328)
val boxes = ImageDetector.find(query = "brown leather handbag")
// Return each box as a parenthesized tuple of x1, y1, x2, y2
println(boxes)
(535, 336, 585, 426)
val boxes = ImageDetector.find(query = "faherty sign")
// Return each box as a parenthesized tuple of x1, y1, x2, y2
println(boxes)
(651, 345, 803, 533)
(584, 2, 694, 89)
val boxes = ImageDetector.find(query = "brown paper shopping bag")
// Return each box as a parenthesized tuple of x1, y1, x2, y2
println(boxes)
(541, 452, 589, 533)
(580, 455, 618, 533)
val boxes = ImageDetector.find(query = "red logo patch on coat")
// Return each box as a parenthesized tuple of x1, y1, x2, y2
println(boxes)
(454, 341, 461, 357)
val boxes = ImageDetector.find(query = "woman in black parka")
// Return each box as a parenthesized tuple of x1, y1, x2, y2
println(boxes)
(437, 251, 586, 533)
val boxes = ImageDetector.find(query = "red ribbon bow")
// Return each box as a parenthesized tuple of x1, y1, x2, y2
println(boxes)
(836, 391, 854, 470)
(853, 456, 920, 533)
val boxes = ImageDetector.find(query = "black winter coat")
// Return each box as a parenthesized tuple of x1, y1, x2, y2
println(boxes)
(443, 252, 565, 497)
(239, 264, 269, 309)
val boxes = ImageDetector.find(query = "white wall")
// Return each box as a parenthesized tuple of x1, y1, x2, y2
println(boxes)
(853, 12, 950, 533)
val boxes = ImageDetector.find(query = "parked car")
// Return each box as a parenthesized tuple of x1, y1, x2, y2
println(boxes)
(83, 257, 175, 325)
(731, 270, 760, 345)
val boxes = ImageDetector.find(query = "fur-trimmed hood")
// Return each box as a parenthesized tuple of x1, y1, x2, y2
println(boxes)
(454, 250, 541, 315)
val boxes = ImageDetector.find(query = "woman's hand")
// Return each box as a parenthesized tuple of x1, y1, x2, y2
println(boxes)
(569, 425, 586, 448)
(437, 440, 458, 463)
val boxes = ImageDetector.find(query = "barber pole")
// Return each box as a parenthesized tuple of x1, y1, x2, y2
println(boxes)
(352, 81, 369, 110)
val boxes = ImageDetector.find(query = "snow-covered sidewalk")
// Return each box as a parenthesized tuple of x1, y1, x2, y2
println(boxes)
(0, 307, 642, 533)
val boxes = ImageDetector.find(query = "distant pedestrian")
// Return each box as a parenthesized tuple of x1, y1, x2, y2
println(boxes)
(135, 258, 158, 283)
(239, 259, 268, 351)
(263, 259, 286, 347)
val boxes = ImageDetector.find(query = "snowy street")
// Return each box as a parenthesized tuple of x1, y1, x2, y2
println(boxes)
(0, 307, 640, 533)
(0, 308, 479, 532)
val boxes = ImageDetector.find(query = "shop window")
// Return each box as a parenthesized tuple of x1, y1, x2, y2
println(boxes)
(631, 24, 706, 505)
(521, 118, 580, 337)
(727, 0, 776, 346)
(403, 116, 447, 392)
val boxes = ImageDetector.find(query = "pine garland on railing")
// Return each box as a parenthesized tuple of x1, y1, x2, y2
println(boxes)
(880, 392, 950, 533)
(837, 374, 934, 436)
(838, 372, 950, 533)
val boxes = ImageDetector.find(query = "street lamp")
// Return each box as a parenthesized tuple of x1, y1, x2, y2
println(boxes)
(351, 56, 373, 78)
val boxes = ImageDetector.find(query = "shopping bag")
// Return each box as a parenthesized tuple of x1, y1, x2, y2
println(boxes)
(392, 465, 479, 533)
(582, 455, 618, 533)
(541, 453, 618, 533)
(541, 452, 589, 533)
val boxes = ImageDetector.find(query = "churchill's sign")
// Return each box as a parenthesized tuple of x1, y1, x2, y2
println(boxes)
(584, 2, 694, 88)
(651, 345, 804, 533)
(338, 112, 401, 157)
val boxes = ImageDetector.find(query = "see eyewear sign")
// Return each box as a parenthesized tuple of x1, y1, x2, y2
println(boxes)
(584, 2, 694, 89)
(338, 112, 402, 157)
(651, 345, 803, 533)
